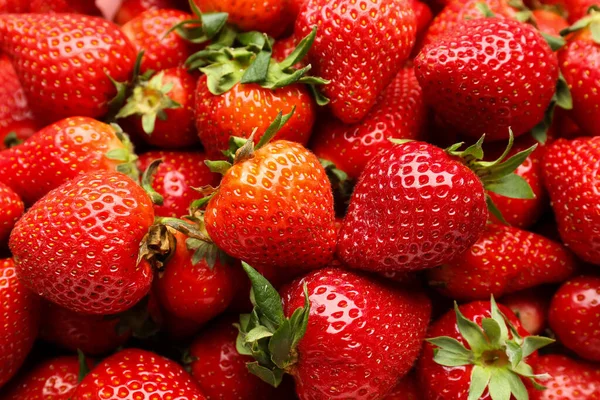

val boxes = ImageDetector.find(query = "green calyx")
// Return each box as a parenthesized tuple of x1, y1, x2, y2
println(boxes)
(531, 71, 572, 144)
(236, 262, 310, 387)
(560, 5, 600, 44)
(428, 298, 554, 400)
(105, 123, 140, 182)
(77, 349, 90, 383)
(166, 0, 230, 45)
(3, 131, 23, 148)
(140, 158, 165, 205)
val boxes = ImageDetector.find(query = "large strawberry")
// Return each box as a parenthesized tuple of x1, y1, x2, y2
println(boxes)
(503, 287, 551, 335)
(427, 224, 577, 301)
(530, 354, 600, 399)
(295, 0, 416, 123)
(0, 14, 136, 124)
(236, 264, 431, 399)
(0, 182, 23, 244)
(9, 171, 155, 315)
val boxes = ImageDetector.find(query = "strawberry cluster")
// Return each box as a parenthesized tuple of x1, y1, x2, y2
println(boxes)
(0, 0, 599, 399)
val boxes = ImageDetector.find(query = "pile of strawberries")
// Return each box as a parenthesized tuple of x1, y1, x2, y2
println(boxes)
(0, 0, 599, 398)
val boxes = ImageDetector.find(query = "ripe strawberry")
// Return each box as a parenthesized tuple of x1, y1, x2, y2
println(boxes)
(417, 299, 553, 400)
(415, 18, 559, 140)
(533, 9, 569, 37)
(0, 0, 29, 13)
(384, 372, 422, 399)
(237, 264, 432, 399)
(29, 0, 102, 15)
(530, 354, 600, 399)
(295, 0, 416, 123)
(427, 224, 576, 301)
(0, 258, 41, 388)
(0, 183, 23, 244)
(543, 137, 600, 264)
(411, 0, 434, 37)
(9, 171, 155, 315)
(566, 0, 598, 23)
(72, 348, 206, 399)
(549, 276, 600, 362)
(115, 0, 186, 25)
(502, 288, 551, 335)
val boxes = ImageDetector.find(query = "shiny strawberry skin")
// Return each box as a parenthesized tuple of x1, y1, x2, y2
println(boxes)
(138, 150, 220, 217)
(415, 18, 558, 140)
(0, 182, 23, 244)
(72, 348, 206, 399)
(205, 141, 336, 270)
(311, 66, 427, 180)
(29, 0, 101, 15)
(283, 267, 432, 400)
(115, 0, 186, 25)
(0, 14, 136, 124)
(427, 224, 577, 301)
(9, 171, 155, 315)
(542, 137, 600, 265)
(502, 288, 551, 335)
(549, 276, 600, 362)
(337, 141, 488, 272)
(195, 77, 316, 159)
(0, 258, 41, 388)
(384, 372, 422, 400)
(566, 0, 598, 23)
(530, 354, 600, 400)
(0, 117, 131, 206)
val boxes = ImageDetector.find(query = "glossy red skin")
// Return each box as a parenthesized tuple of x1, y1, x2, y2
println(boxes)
(2, 356, 79, 399)
(29, 0, 101, 15)
(0, 14, 136, 125)
(189, 316, 282, 400)
(115, 0, 185, 25)
(417, 301, 535, 400)
(549, 276, 600, 362)
(530, 354, 600, 400)
(428, 224, 577, 301)
(415, 18, 558, 140)
(0, 0, 29, 13)
(40, 301, 130, 356)
(295, 0, 416, 124)
(559, 30, 600, 137)
(566, 0, 598, 23)
(532, 9, 569, 37)
(543, 137, 600, 264)
(195, 77, 316, 159)
(384, 372, 422, 399)
(410, 0, 433, 38)
(283, 267, 431, 400)
(9, 171, 155, 315)
(337, 141, 488, 272)
(0, 259, 41, 388)
(73, 348, 206, 399)
(311, 66, 427, 180)
(0, 183, 23, 244)
(502, 288, 551, 335)
(138, 150, 220, 217)
(206, 140, 336, 270)
(0, 117, 130, 206)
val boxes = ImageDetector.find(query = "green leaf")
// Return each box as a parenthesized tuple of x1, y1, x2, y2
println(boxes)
(140, 158, 164, 205)
(541, 32, 566, 51)
(488, 369, 512, 400)
(279, 25, 317, 70)
(486, 174, 535, 200)
(77, 349, 90, 382)
(468, 366, 491, 400)
(241, 50, 272, 84)
(237, 31, 268, 51)
(505, 370, 529, 400)
(242, 262, 285, 326)
(481, 318, 502, 347)
(290, 283, 310, 349)
(106, 148, 130, 162)
(3, 131, 22, 148)
(255, 107, 296, 149)
(485, 145, 536, 181)
(204, 160, 232, 174)
(490, 296, 509, 341)
(486, 195, 509, 225)
(269, 319, 294, 369)
(522, 336, 555, 358)
(592, 21, 600, 44)
(505, 340, 523, 368)
(308, 84, 330, 106)
(454, 302, 489, 353)
(141, 113, 157, 135)
(475, 2, 496, 17)
(427, 337, 472, 358)
(201, 12, 229, 39)
(246, 325, 274, 343)
(432, 348, 473, 367)
(236, 332, 253, 355)
(555, 72, 573, 110)
(200, 62, 243, 95)
(246, 362, 284, 387)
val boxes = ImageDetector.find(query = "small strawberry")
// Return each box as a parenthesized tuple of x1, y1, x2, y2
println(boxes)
(427, 224, 577, 301)
(530, 354, 600, 399)
(115, 0, 186, 25)
(533, 8, 569, 37)
(0, 258, 41, 388)
(0, 183, 23, 245)
(29, 0, 102, 15)
(295, 0, 416, 123)
(417, 299, 554, 400)
(0, 14, 136, 125)
(384, 372, 423, 399)
(502, 287, 551, 335)
(9, 171, 156, 315)
(72, 348, 206, 399)
(549, 276, 600, 362)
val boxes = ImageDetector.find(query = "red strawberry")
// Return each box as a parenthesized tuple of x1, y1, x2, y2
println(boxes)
(29, 0, 102, 15)
(549, 276, 600, 362)
(415, 18, 559, 140)
(542, 137, 600, 264)
(533, 9, 569, 37)
(0, 0, 29, 13)
(566, 0, 598, 23)
(427, 224, 577, 301)
(115, 0, 186, 25)
(9, 171, 155, 315)
(272, 36, 303, 65)
(417, 299, 553, 400)
(530, 354, 600, 399)
(0, 117, 137, 206)
(0, 258, 41, 388)
(502, 288, 551, 335)
(72, 348, 206, 399)
(295, 0, 416, 123)
(0, 183, 23, 244)
(411, 0, 434, 37)
(384, 372, 423, 399)
(237, 264, 432, 399)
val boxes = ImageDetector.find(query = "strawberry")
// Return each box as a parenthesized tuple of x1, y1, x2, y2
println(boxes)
(542, 137, 600, 265)
(549, 276, 600, 362)
(29, 0, 102, 15)
(427, 224, 577, 301)
(417, 299, 553, 400)
(566, 0, 598, 23)
(295, 0, 416, 124)
(0, 0, 29, 13)
(72, 348, 206, 399)
(236, 264, 432, 399)
(411, 0, 434, 38)
(384, 372, 423, 399)
(0, 117, 137, 206)
(115, 0, 186, 25)
(0, 14, 136, 125)
(272, 36, 304, 65)
(533, 9, 569, 36)
(502, 288, 551, 335)
(415, 18, 559, 141)
(0, 258, 41, 388)
(530, 354, 600, 399)
(9, 171, 156, 315)
(0, 183, 23, 245)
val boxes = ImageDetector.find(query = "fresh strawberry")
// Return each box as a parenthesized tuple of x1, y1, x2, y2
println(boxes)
(411, 0, 434, 37)
(384, 372, 423, 399)
(530, 354, 600, 399)
(72, 348, 206, 399)
(0, 258, 41, 388)
(566, 0, 598, 23)
(502, 288, 551, 335)
(0, 183, 23, 245)
(272, 35, 305, 67)
(115, 0, 186, 25)
(549, 276, 600, 362)
(295, 0, 416, 123)
(417, 299, 553, 400)
(237, 264, 432, 399)
(533, 8, 569, 37)
(542, 137, 600, 264)
(415, 18, 559, 140)
(0, 0, 29, 13)
(29, 0, 102, 15)
(9, 171, 155, 315)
